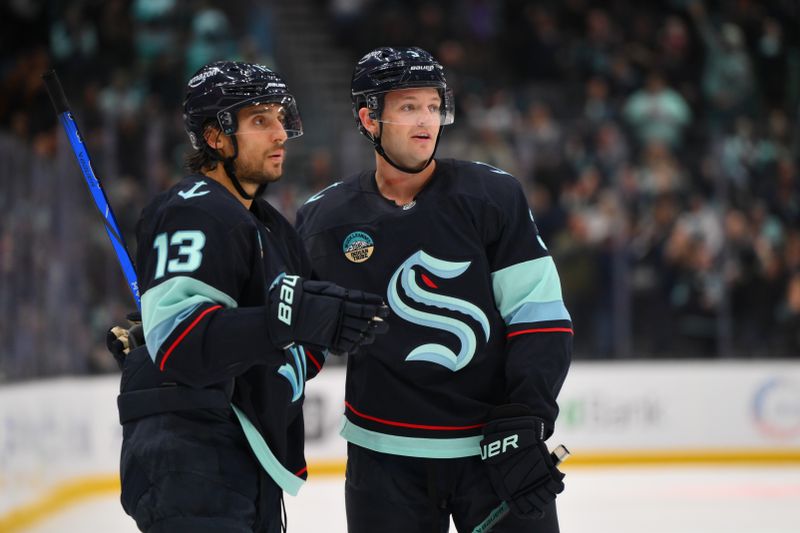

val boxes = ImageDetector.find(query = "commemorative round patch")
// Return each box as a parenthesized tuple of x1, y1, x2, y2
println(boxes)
(343, 231, 375, 263)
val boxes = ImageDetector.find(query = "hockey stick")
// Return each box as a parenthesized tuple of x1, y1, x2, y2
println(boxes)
(42, 70, 141, 311)
(471, 444, 570, 533)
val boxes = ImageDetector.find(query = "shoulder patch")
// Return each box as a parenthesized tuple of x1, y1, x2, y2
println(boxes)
(343, 231, 374, 263)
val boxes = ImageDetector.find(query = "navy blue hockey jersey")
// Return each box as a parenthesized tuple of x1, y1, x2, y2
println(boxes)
(136, 175, 321, 494)
(296, 159, 572, 458)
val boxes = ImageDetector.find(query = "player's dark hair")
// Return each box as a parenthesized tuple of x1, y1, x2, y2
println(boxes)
(182, 61, 302, 199)
(184, 120, 220, 173)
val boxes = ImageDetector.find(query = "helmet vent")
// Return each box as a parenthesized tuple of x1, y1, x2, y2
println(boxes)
(370, 67, 405, 84)
(222, 84, 269, 96)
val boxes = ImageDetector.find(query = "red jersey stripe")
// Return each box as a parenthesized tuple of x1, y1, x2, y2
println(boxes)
(306, 349, 322, 373)
(345, 401, 484, 431)
(159, 305, 223, 371)
(507, 327, 574, 339)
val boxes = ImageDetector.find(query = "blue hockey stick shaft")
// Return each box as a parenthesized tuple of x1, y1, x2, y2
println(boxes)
(471, 444, 570, 533)
(42, 70, 141, 311)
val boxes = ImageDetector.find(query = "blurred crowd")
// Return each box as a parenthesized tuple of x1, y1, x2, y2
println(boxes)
(0, 0, 278, 379)
(1, 0, 798, 380)
(328, 0, 800, 359)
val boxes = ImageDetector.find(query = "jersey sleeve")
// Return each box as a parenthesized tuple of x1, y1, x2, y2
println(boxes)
(485, 174, 572, 436)
(137, 204, 279, 388)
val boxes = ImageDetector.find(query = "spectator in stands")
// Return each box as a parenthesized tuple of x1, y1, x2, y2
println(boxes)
(688, 1, 755, 134)
(623, 71, 692, 150)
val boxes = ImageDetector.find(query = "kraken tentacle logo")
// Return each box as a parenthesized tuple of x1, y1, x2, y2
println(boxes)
(387, 251, 490, 371)
(278, 345, 306, 402)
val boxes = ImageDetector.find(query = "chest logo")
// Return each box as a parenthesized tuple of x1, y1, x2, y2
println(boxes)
(387, 251, 490, 372)
(343, 231, 375, 263)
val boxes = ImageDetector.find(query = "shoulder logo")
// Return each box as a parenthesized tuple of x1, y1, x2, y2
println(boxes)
(178, 180, 210, 200)
(473, 161, 510, 175)
(304, 181, 343, 204)
(343, 231, 374, 263)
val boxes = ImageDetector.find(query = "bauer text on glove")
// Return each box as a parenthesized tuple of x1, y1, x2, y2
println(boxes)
(479, 404, 565, 520)
(268, 274, 389, 355)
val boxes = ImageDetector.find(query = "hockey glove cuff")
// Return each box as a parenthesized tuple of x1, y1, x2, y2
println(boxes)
(267, 274, 389, 355)
(480, 404, 565, 520)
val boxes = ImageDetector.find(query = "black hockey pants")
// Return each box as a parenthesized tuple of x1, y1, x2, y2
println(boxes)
(345, 443, 560, 533)
(117, 347, 282, 533)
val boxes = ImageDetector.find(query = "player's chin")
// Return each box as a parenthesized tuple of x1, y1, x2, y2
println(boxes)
(406, 150, 433, 169)
(401, 158, 430, 173)
(409, 143, 434, 160)
(262, 163, 283, 181)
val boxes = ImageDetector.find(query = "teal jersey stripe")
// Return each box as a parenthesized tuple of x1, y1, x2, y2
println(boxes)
(491, 257, 567, 324)
(340, 417, 482, 458)
(232, 404, 305, 496)
(141, 276, 237, 361)
(507, 300, 571, 325)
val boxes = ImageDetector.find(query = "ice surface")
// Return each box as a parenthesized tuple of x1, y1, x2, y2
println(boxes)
(23, 466, 800, 533)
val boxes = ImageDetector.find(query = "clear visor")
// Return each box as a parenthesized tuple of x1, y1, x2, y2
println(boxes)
(368, 87, 454, 127)
(218, 95, 303, 139)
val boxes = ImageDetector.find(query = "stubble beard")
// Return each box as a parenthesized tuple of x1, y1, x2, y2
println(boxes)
(234, 153, 284, 186)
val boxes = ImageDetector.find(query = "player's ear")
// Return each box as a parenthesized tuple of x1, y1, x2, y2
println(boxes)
(203, 124, 225, 150)
(358, 107, 379, 136)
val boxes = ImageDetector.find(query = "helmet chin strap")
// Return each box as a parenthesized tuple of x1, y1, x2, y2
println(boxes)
(212, 136, 266, 201)
(370, 123, 443, 174)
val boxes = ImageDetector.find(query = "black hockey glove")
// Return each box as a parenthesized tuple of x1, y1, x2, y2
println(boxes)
(106, 311, 145, 369)
(479, 404, 565, 520)
(268, 274, 389, 355)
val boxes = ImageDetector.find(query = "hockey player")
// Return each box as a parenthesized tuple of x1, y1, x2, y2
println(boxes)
(108, 61, 388, 532)
(296, 47, 572, 532)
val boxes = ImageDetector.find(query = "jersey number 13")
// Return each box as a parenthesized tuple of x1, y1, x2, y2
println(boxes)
(153, 230, 206, 279)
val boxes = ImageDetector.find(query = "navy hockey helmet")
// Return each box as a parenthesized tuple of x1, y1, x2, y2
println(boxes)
(183, 61, 302, 150)
(350, 47, 454, 173)
(351, 46, 454, 134)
